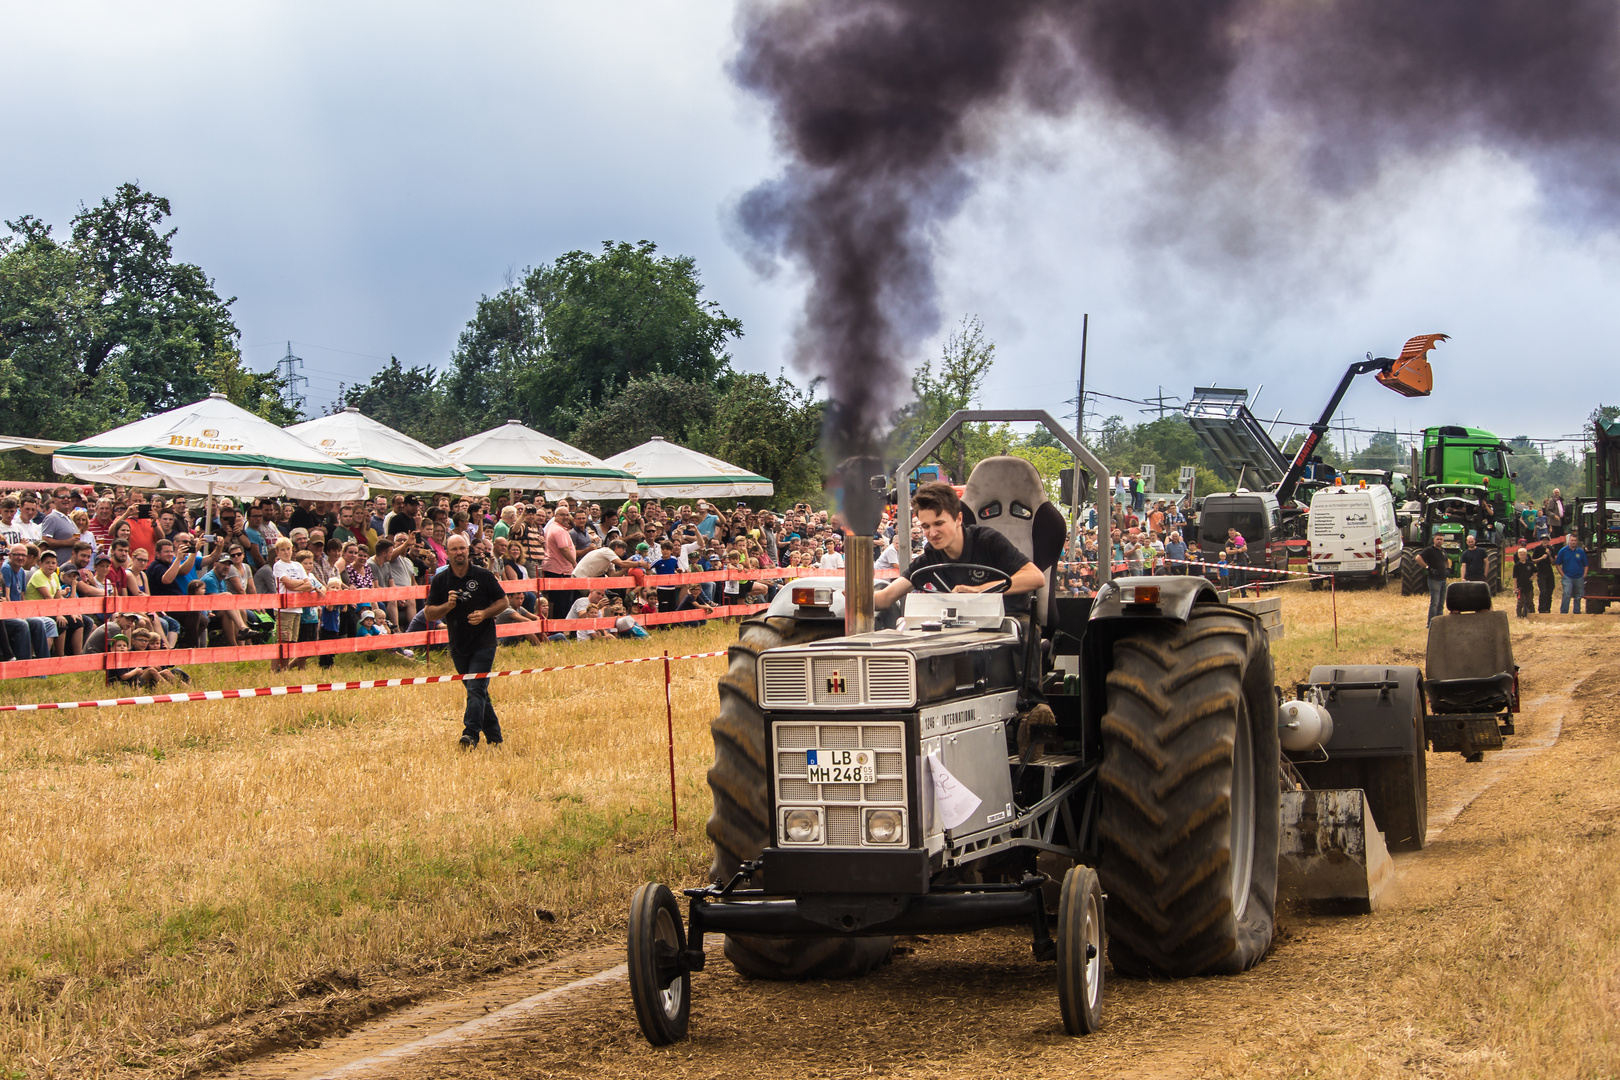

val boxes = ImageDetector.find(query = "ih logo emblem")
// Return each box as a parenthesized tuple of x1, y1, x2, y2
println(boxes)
(827, 671, 847, 695)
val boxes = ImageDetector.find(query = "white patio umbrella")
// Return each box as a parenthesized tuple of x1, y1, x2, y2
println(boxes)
(603, 436, 773, 499)
(54, 394, 369, 528)
(439, 420, 637, 500)
(288, 407, 490, 497)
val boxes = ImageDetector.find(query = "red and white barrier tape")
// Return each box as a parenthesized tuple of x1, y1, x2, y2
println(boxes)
(0, 650, 731, 713)
(1165, 558, 1329, 582)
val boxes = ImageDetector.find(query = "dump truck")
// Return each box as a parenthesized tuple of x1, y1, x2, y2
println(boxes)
(1399, 426, 1521, 595)
(626, 410, 1427, 1044)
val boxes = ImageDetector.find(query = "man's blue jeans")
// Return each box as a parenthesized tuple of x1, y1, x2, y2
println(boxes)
(455, 645, 502, 743)
(2, 618, 31, 661)
(1428, 578, 1446, 623)
(1561, 575, 1585, 614)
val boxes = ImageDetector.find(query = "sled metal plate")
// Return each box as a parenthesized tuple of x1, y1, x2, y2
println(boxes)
(1279, 788, 1394, 912)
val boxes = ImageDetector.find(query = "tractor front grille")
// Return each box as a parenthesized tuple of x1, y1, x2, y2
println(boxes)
(772, 719, 908, 848)
(759, 652, 916, 710)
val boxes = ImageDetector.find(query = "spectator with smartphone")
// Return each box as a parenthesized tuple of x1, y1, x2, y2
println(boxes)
(368, 536, 415, 630)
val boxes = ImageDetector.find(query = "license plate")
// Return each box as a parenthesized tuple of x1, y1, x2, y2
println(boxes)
(806, 748, 875, 784)
(1315, 563, 1339, 570)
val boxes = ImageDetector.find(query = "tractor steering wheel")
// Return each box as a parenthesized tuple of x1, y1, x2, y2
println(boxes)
(908, 562, 1013, 595)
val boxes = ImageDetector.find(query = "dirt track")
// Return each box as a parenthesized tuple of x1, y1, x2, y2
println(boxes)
(230, 619, 1620, 1080)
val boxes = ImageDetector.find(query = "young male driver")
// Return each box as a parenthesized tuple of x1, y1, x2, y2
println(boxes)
(873, 483, 1044, 613)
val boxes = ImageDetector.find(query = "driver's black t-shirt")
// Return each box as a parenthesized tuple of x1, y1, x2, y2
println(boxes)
(903, 524, 1036, 612)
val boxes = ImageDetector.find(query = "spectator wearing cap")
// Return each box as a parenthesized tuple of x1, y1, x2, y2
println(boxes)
(357, 607, 384, 643)
(26, 550, 81, 656)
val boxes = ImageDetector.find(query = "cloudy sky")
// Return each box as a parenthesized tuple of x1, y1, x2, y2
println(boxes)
(5, 2, 1614, 457)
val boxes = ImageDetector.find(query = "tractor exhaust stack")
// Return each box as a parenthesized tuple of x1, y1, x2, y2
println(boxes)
(845, 535, 874, 636)
(839, 457, 884, 638)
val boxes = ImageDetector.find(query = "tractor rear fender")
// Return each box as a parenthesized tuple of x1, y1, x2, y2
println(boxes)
(1078, 576, 1232, 744)
(1086, 574, 1222, 625)
(1301, 664, 1425, 759)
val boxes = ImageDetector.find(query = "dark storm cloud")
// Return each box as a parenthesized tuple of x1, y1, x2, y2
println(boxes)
(731, 0, 1620, 455)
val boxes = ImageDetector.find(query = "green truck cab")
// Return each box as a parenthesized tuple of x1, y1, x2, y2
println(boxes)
(1421, 426, 1517, 520)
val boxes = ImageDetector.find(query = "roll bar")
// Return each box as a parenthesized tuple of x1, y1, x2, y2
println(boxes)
(894, 410, 1111, 584)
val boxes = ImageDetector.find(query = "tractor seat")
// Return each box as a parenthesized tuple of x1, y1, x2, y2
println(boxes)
(1423, 581, 1516, 713)
(962, 456, 1067, 625)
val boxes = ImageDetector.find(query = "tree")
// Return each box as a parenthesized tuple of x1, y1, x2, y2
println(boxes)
(569, 374, 717, 459)
(69, 184, 274, 417)
(889, 315, 996, 481)
(443, 241, 743, 438)
(338, 356, 449, 446)
(0, 185, 285, 439)
(1280, 431, 1346, 470)
(1350, 430, 1402, 470)
(0, 216, 132, 442)
(707, 372, 824, 508)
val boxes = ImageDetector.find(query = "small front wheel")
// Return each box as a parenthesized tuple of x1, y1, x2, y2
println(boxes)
(628, 883, 691, 1045)
(1057, 865, 1105, 1035)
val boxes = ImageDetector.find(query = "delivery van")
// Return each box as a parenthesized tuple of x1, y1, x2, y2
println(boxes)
(1309, 482, 1403, 587)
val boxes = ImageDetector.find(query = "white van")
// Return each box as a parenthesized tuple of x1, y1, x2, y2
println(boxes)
(1309, 483, 1403, 587)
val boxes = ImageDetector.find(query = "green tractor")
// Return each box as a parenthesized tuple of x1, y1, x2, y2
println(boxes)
(1399, 426, 1519, 596)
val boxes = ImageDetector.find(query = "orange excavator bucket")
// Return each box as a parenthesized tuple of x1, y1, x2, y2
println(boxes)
(1375, 332, 1446, 398)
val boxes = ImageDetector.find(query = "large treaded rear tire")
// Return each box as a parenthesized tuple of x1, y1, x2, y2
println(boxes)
(1400, 551, 1425, 596)
(706, 615, 893, 980)
(1097, 606, 1279, 978)
(1486, 548, 1502, 595)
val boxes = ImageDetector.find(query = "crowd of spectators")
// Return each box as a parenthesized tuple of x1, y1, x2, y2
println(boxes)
(0, 486, 872, 682)
(1054, 494, 1199, 596)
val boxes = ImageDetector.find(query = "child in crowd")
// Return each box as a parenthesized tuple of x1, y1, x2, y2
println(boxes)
(130, 628, 182, 686)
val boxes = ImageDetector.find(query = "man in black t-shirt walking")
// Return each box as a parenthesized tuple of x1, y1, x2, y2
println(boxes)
(874, 483, 1045, 613)
(425, 534, 510, 749)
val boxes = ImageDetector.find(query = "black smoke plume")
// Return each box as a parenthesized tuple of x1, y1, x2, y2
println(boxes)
(731, 0, 1620, 459)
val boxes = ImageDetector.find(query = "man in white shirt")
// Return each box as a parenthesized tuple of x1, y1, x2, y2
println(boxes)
(566, 588, 608, 640)
(675, 525, 704, 571)
(11, 494, 43, 544)
(574, 538, 629, 581)
(875, 538, 901, 571)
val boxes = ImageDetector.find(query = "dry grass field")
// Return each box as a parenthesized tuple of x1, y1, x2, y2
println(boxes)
(0, 582, 1606, 1078)
(0, 626, 734, 1077)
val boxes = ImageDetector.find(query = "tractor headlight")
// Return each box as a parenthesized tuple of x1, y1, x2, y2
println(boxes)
(783, 808, 822, 844)
(864, 809, 905, 844)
